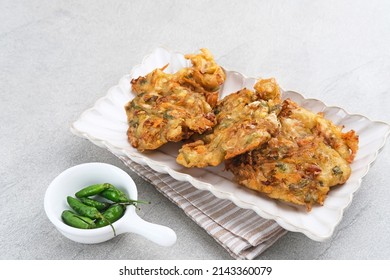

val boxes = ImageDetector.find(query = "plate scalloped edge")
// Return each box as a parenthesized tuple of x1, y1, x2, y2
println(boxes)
(70, 47, 390, 241)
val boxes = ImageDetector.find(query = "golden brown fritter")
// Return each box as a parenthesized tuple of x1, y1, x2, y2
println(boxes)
(176, 78, 282, 168)
(131, 48, 225, 108)
(126, 49, 225, 151)
(125, 81, 216, 151)
(226, 99, 359, 211)
(176, 48, 226, 107)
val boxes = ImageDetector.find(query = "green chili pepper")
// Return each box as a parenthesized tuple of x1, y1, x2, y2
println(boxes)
(79, 197, 111, 211)
(99, 186, 128, 203)
(61, 210, 96, 229)
(67, 196, 102, 218)
(66, 196, 116, 236)
(99, 186, 149, 205)
(75, 183, 111, 198)
(95, 204, 126, 228)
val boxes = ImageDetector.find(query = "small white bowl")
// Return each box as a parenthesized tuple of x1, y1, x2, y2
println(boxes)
(44, 162, 177, 246)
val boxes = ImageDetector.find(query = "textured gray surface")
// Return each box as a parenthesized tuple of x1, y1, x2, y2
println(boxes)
(1, 0, 390, 259)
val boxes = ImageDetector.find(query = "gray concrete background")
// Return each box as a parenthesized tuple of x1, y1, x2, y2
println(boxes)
(1, 0, 390, 259)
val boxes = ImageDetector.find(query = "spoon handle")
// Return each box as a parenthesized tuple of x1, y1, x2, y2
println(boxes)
(120, 213, 177, 247)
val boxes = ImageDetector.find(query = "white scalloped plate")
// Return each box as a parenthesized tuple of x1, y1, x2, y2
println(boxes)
(71, 47, 390, 241)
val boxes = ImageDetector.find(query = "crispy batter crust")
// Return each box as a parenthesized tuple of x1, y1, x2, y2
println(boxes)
(226, 99, 359, 211)
(178, 48, 226, 107)
(176, 78, 282, 168)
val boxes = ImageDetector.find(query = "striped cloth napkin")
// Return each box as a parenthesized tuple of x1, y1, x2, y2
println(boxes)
(118, 155, 287, 260)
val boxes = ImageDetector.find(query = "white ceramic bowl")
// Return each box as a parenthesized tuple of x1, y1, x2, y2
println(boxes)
(44, 162, 177, 246)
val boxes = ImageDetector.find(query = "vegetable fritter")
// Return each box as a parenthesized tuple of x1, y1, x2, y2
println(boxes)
(176, 78, 282, 168)
(226, 99, 359, 211)
(126, 80, 216, 151)
(126, 49, 225, 151)
(131, 48, 225, 108)
(176, 48, 226, 107)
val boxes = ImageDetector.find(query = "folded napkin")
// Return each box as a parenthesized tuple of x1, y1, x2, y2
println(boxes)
(118, 155, 287, 260)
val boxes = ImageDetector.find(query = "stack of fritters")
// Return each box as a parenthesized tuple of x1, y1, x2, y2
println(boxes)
(125, 49, 225, 151)
(125, 48, 359, 211)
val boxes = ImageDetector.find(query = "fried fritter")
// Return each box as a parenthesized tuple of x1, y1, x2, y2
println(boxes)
(226, 99, 359, 211)
(126, 49, 225, 151)
(176, 48, 226, 107)
(125, 81, 216, 151)
(176, 78, 282, 168)
(131, 48, 225, 108)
